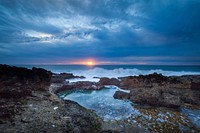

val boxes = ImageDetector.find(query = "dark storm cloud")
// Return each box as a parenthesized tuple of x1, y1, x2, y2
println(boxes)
(0, 0, 200, 64)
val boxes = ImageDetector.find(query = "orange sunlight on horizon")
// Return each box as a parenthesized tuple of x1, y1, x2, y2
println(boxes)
(86, 61, 94, 66)
(70, 59, 97, 66)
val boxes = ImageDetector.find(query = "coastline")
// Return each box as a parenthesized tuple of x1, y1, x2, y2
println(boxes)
(0, 65, 102, 133)
(0, 65, 200, 132)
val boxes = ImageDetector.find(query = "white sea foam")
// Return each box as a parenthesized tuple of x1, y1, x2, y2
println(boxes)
(68, 67, 200, 82)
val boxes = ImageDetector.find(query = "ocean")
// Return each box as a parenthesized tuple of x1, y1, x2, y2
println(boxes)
(16, 65, 200, 82)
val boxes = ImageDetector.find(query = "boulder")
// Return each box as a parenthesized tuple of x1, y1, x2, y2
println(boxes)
(129, 87, 161, 106)
(113, 91, 130, 100)
(97, 77, 120, 86)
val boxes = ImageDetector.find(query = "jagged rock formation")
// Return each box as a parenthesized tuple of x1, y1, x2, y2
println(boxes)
(0, 65, 102, 133)
(54, 72, 200, 108)
(51, 73, 85, 83)
(0, 65, 52, 98)
(114, 73, 200, 108)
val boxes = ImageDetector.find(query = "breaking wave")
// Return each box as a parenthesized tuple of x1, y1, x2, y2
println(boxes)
(68, 67, 200, 82)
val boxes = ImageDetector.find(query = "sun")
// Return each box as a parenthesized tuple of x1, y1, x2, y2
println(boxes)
(71, 59, 96, 66)
(87, 61, 94, 66)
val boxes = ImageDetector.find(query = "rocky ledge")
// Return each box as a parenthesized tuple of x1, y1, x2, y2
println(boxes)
(51, 73, 85, 84)
(54, 72, 200, 108)
(0, 65, 102, 133)
(114, 73, 200, 108)
(55, 77, 121, 93)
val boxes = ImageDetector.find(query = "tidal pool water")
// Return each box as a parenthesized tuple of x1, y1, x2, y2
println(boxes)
(58, 86, 200, 132)
(59, 86, 139, 121)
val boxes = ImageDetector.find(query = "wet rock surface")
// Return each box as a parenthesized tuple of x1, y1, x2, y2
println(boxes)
(55, 77, 121, 93)
(55, 72, 200, 108)
(127, 106, 200, 133)
(115, 73, 200, 108)
(113, 91, 130, 100)
(97, 78, 120, 87)
(102, 120, 150, 133)
(55, 81, 101, 94)
(119, 73, 200, 90)
(51, 73, 85, 83)
(59, 85, 200, 133)
(0, 65, 102, 133)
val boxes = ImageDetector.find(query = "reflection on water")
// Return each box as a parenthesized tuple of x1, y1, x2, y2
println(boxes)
(58, 86, 200, 132)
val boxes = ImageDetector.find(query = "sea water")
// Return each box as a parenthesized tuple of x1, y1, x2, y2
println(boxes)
(58, 86, 136, 121)
(17, 65, 200, 82)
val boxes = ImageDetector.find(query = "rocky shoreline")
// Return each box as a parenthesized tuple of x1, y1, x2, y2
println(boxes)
(1, 65, 200, 132)
(52, 70, 200, 132)
(54, 72, 200, 109)
(0, 65, 102, 133)
(115, 73, 200, 108)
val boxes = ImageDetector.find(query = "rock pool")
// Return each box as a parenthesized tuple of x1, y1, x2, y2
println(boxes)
(58, 86, 138, 121)
(58, 86, 200, 132)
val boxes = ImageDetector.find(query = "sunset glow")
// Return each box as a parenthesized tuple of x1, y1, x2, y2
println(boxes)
(69, 59, 97, 66)
(87, 61, 94, 66)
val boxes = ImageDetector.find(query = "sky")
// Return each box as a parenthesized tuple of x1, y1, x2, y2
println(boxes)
(0, 0, 200, 65)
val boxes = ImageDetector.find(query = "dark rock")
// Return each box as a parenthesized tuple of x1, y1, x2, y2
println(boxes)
(0, 120, 4, 124)
(63, 100, 102, 132)
(0, 65, 52, 98)
(161, 92, 181, 107)
(97, 78, 120, 86)
(77, 76, 86, 79)
(113, 91, 130, 100)
(129, 87, 161, 106)
(56, 84, 75, 93)
(74, 81, 98, 90)
(56, 77, 120, 93)
(117, 73, 200, 108)
(0, 65, 103, 133)
(191, 82, 200, 90)
(51, 73, 85, 83)
(93, 77, 100, 79)
(21, 118, 31, 123)
(56, 81, 99, 93)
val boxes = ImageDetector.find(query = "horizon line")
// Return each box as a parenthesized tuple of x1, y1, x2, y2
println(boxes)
(2, 63, 200, 66)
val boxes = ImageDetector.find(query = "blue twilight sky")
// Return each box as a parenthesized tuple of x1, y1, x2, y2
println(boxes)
(0, 0, 200, 65)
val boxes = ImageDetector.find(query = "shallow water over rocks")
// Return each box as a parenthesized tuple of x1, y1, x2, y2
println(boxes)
(58, 86, 200, 132)
(59, 86, 136, 121)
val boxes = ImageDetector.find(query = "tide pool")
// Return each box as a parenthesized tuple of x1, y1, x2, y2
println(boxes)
(59, 86, 139, 121)
(58, 86, 200, 132)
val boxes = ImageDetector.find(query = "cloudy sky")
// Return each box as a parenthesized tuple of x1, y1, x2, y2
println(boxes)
(0, 0, 200, 65)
